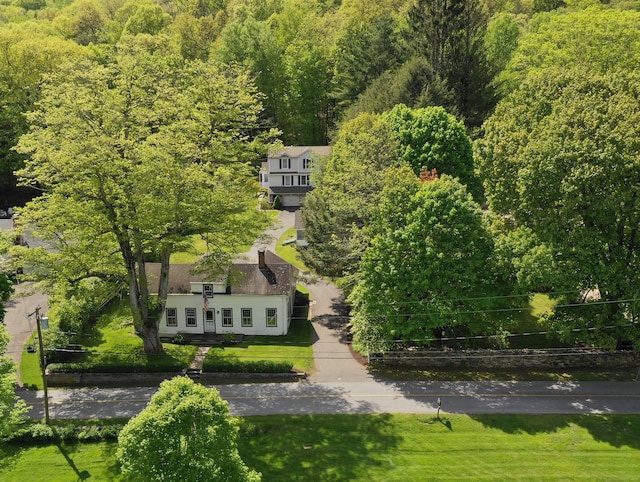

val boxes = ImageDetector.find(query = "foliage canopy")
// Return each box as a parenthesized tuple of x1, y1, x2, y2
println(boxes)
(117, 376, 261, 481)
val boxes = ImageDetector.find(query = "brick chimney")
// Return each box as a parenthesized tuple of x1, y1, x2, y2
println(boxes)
(258, 249, 266, 269)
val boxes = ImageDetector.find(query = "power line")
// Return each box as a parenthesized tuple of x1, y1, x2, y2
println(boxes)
(381, 322, 637, 346)
(356, 296, 640, 319)
(369, 289, 583, 306)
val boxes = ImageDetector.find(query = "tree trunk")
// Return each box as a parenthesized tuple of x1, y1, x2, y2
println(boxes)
(124, 251, 165, 355)
(136, 322, 164, 355)
(157, 249, 171, 316)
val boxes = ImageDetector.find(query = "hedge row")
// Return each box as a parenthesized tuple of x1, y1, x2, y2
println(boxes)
(7, 421, 125, 445)
(202, 358, 293, 373)
(47, 359, 188, 373)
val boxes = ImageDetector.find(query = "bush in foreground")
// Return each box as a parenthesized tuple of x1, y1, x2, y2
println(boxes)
(117, 376, 261, 481)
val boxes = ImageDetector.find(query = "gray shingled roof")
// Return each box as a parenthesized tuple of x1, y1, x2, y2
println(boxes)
(146, 250, 295, 296)
(269, 146, 332, 158)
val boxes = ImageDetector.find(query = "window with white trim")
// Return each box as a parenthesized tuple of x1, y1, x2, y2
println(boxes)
(266, 308, 277, 327)
(283, 175, 294, 186)
(298, 175, 310, 186)
(203, 284, 213, 297)
(185, 308, 197, 327)
(222, 308, 233, 327)
(241, 308, 253, 327)
(166, 308, 177, 327)
(279, 158, 291, 169)
(302, 158, 312, 170)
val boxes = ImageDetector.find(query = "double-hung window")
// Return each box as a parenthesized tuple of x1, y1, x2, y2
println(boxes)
(241, 308, 253, 327)
(266, 308, 277, 327)
(298, 175, 310, 186)
(166, 308, 177, 327)
(203, 284, 214, 298)
(185, 308, 197, 327)
(222, 308, 233, 327)
(283, 175, 294, 186)
(279, 158, 291, 169)
(302, 158, 312, 170)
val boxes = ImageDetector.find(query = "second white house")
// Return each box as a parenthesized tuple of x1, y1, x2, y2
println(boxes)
(260, 145, 332, 207)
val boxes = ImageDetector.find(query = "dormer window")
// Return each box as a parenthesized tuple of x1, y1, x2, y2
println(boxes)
(203, 284, 214, 297)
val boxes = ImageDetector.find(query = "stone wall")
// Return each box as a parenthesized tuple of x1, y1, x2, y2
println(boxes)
(373, 348, 640, 370)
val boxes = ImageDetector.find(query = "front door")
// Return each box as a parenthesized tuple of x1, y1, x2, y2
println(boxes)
(204, 309, 216, 333)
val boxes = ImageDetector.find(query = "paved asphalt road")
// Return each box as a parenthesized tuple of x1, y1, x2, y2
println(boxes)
(20, 380, 640, 420)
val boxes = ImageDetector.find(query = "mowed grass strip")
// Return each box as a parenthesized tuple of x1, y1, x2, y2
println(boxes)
(2, 414, 640, 481)
(0, 442, 123, 482)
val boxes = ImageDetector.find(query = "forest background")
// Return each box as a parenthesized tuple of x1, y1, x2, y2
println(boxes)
(2, 0, 640, 355)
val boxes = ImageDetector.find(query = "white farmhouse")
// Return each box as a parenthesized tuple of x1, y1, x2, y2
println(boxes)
(261, 146, 331, 207)
(147, 250, 297, 338)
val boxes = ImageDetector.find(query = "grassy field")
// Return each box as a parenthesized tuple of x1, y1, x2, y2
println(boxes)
(2, 414, 640, 481)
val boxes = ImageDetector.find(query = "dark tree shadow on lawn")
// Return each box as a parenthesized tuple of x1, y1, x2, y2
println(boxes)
(238, 413, 402, 482)
(101, 442, 126, 481)
(56, 443, 91, 480)
(469, 414, 640, 450)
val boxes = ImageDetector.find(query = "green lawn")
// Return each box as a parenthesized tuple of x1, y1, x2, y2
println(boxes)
(19, 333, 42, 389)
(0, 442, 123, 482)
(2, 414, 640, 481)
(275, 227, 309, 271)
(204, 297, 315, 374)
(21, 302, 198, 389)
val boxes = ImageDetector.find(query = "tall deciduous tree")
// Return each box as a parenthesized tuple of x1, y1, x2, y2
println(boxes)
(117, 376, 260, 481)
(348, 174, 502, 353)
(301, 112, 402, 280)
(214, 14, 285, 128)
(476, 68, 640, 348)
(498, 8, 640, 94)
(0, 26, 86, 191)
(16, 35, 277, 354)
(280, 13, 335, 144)
(383, 104, 482, 200)
(484, 13, 521, 82)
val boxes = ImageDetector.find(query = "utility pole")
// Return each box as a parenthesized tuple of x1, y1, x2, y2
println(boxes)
(34, 306, 50, 425)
